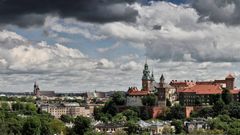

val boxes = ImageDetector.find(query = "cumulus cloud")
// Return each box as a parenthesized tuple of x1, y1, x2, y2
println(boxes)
(120, 61, 141, 71)
(0, 0, 139, 27)
(94, 2, 240, 62)
(96, 58, 115, 69)
(44, 17, 106, 40)
(191, 0, 240, 25)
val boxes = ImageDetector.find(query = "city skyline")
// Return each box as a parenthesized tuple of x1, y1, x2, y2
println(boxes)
(0, 0, 240, 92)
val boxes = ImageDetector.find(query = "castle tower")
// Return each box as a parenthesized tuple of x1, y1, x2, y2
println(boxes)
(160, 74, 165, 88)
(225, 74, 235, 90)
(150, 70, 155, 92)
(158, 74, 166, 106)
(142, 60, 151, 91)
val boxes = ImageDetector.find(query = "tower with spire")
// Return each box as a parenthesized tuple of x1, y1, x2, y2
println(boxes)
(142, 58, 152, 91)
(160, 74, 165, 88)
(33, 81, 40, 97)
(158, 74, 167, 106)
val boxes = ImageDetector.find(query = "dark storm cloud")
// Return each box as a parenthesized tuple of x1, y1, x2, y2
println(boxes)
(0, 0, 138, 27)
(191, 0, 240, 25)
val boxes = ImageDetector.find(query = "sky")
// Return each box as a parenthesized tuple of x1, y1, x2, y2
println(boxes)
(0, 0, 240, 92)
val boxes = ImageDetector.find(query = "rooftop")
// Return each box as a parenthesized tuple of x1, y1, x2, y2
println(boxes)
(179, 84, 222, 94)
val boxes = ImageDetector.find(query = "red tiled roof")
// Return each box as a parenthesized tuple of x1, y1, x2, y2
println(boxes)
(179, 84, 222, 95)
(128, 91, 149, 96)
(127, 87, 149, 96)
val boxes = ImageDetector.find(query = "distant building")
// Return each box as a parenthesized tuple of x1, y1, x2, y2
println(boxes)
(94, 122, 127, 134)
(40, 102, 93, 118)
(126, 87, 149, 106)
(170, 80, 196, 92)
(179, 74, 240, 106)
(138, 120, 175, 135)
(33, 82, 55, 97)
(184, 118, 210, 133)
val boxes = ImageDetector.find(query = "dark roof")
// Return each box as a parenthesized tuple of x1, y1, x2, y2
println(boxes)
(95, 123, 126, 128)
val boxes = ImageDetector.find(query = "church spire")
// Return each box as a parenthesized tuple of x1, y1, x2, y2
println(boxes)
(160, 74, 165, 83)
(150, 69, 155, 81)
(142, 58, 151, 80)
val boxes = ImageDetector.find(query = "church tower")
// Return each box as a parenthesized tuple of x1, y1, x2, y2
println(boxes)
(33, 82, 40, 97)
(142, 60, 151, 91)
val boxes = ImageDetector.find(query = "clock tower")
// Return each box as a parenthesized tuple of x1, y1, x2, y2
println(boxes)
(142, 61, 151, 91)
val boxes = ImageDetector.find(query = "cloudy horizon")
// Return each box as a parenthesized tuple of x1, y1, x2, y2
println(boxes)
(0, 0, 240, 92)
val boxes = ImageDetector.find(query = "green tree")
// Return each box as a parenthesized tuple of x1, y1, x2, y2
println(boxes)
(213, 99, 225, 116)
(140, 108, 151, 120)
(12, 102, 25, 111)
(73, 116, 92, 135)
(93, 106, 103, 121)
(206, 129, 224, 135)
(40, 119, 53, 135)
(209, 94, 221, 105)
(229, 102, 240, 118)
(111, 91, 126, 105)
(49, 119, 66, 135)
(60, 114, 73, 123)
(198, 107, 214, 118)
(125, 120, 139, 135)
(112, 113, 127, 123)
(25, 103, 37, 112)
(142, 94, 157, 106)
(7, 118, 23, 135)
(1, 102, 10, 111)
(122, 109, 139, 121)
(222, 88, 233, 105)
(166, 105, 185, 120)
(171, 120, 183, 134)
(22, 117, 41, 135)
(102, 100, 118, 116)
(99, 113, 112, 123)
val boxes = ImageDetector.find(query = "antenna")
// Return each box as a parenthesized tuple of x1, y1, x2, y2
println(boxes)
(145, 56, 147, 64)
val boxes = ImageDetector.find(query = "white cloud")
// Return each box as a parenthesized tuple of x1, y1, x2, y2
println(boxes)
(120, 61, 141, 71)
(96, 58, 115, 69)
(97, 42, 121, 53)
(44, 16, 106, 40)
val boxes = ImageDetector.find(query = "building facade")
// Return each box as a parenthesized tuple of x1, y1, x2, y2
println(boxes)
(40, 102, 93, 118)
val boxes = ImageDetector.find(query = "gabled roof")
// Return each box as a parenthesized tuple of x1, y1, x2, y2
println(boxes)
(226, 74, 234, 79)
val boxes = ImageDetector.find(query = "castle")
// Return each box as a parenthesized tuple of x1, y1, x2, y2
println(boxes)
(126, 61, 176, 107)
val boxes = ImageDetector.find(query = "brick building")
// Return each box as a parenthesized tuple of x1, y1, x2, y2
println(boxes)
(178, 74, 240, 106)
